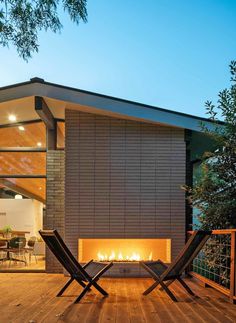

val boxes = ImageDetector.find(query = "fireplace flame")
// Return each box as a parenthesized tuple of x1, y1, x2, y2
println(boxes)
(97, 250, 153, 262)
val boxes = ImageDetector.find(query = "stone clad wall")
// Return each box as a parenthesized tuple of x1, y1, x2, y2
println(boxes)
(65, 110, 186, 265)
(45, 150, 65, 273)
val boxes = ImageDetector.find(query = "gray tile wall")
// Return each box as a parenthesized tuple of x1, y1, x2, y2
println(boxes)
(45, 150, 65, 273)
(65, 110, 186, 263)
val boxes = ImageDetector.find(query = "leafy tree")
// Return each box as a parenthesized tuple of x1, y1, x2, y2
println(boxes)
(0, 0, 87, 60)
(184, 61, 236, 287)
(185, 61, 236, 230)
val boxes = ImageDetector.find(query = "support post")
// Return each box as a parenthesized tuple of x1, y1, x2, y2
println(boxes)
(230, 231, 236, 304)
(34, 96, 57, 150)
(35, 96, 55, 130)
(47, 125, 57, 150)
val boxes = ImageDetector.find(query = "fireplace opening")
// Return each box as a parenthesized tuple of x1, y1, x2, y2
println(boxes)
(78, 239, 171, 263)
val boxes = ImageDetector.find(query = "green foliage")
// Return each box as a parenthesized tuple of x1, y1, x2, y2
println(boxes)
(0, 0, 87, 60)
(2, 225, 12, 233)
(185, 61, 236, 230)
(184, 62, 236, 281)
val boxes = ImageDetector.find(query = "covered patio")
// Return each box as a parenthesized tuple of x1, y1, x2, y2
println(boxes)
(1, 273, 236, 323)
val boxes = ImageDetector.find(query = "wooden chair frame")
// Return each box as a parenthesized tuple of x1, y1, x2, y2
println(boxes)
(39, 230, 113, 303)
(140, 230, 211, 302)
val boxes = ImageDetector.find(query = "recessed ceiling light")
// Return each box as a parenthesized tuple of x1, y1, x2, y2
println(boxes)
(18, 126, 25, 131)
(8, 114, 16, 122)
(15, 194, 23, 199)
(37, 142, 42, 147)
(39, 187, 42, 190)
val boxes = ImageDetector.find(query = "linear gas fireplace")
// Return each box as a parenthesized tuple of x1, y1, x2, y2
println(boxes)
(78, 238, 171, 277)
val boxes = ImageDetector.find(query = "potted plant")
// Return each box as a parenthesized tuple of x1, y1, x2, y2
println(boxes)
(2, 225, 12, 239)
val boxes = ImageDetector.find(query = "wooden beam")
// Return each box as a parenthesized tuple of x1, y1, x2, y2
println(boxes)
(35, 96, 57, 149)
(0, 119, 42, 129)
(0, 147, 46, 152)
(0, 175, 46, 178)
(0, 179, 45, 204)
(35, 96, 55, 130)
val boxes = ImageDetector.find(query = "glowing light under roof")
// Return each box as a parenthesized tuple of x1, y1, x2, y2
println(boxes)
(15, 194, 23, 199)
(18, 126, 25, 131)
(8, 115, 16, 122)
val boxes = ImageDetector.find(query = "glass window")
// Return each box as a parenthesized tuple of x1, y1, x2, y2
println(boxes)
(0, 178, 46, 202)
(0, 152, 46, 175)
(0, 122, 46, 147)
(57, 121, 65, 148)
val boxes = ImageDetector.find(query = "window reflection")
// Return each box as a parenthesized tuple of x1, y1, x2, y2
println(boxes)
(0, 152, 46, 175)
(0, 178, 46, 202)
(57, 121, 65, 148)
(0, 122, 46, 147)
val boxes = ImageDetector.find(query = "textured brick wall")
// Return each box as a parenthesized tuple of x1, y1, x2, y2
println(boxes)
(45, 150, 65, 273)
(65, 110, 186, 263)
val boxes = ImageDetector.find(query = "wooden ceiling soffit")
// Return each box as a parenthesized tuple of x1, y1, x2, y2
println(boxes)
(0, 178, 45, 204)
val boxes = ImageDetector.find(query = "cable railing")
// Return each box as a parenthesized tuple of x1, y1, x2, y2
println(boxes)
(187, 229, 236, 304)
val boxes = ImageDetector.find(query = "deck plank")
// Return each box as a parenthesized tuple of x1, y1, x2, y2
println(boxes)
(0, 274, 235, 323)
(116, 278, 131, 323)
(173, 280, 222, 323)
(186, 279, 236, 322)
(126, 278, 146, 323)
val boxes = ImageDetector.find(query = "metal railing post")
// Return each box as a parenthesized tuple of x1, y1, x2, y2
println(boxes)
(230, 231, 236, 304)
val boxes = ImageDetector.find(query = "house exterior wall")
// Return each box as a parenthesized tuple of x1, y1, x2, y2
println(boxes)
(45, 150, 65, 273)
(65, 110, 186, 265)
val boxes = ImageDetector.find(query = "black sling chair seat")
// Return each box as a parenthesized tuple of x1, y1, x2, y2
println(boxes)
(39, 230, 113, 304)
(140, 230, 212, 302)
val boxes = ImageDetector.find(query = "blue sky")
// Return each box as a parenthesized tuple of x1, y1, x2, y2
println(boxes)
(0, 0, 236, 117)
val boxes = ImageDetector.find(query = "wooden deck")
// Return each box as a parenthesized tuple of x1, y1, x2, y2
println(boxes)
(0, 274, 235, 323)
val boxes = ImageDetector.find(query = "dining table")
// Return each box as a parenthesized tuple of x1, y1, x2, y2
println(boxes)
(0, 233, 29, 264)
(0, 230, 30, 237)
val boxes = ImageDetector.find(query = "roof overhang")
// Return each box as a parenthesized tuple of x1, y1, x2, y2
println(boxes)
(0, 78, 218, 131)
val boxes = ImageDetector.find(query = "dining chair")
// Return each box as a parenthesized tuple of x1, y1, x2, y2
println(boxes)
(25, 236, 38, 264)
(7, 237, 27, 266)
(0, 240, 7, 263)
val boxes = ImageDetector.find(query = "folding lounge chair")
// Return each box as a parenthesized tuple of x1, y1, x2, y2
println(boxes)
(140, 230, 211, 302)
(39, 230, 113, 303)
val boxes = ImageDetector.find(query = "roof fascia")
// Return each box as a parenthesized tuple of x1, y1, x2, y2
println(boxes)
(0, 81, 217, 132)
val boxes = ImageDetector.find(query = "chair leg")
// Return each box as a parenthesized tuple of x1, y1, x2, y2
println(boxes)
(75, 278, 90, 289)
(159, 281, 178, 302)
(92, 281, 108, 296)
(143, 281, 160, 295)
(159, 279, 174, 291)
(74, 283, 92, 304)
(8, 252, 13, 266)
(24, 254, 27, 266)
(177, 277, 195, 296)
(57, 277, 74, 297)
